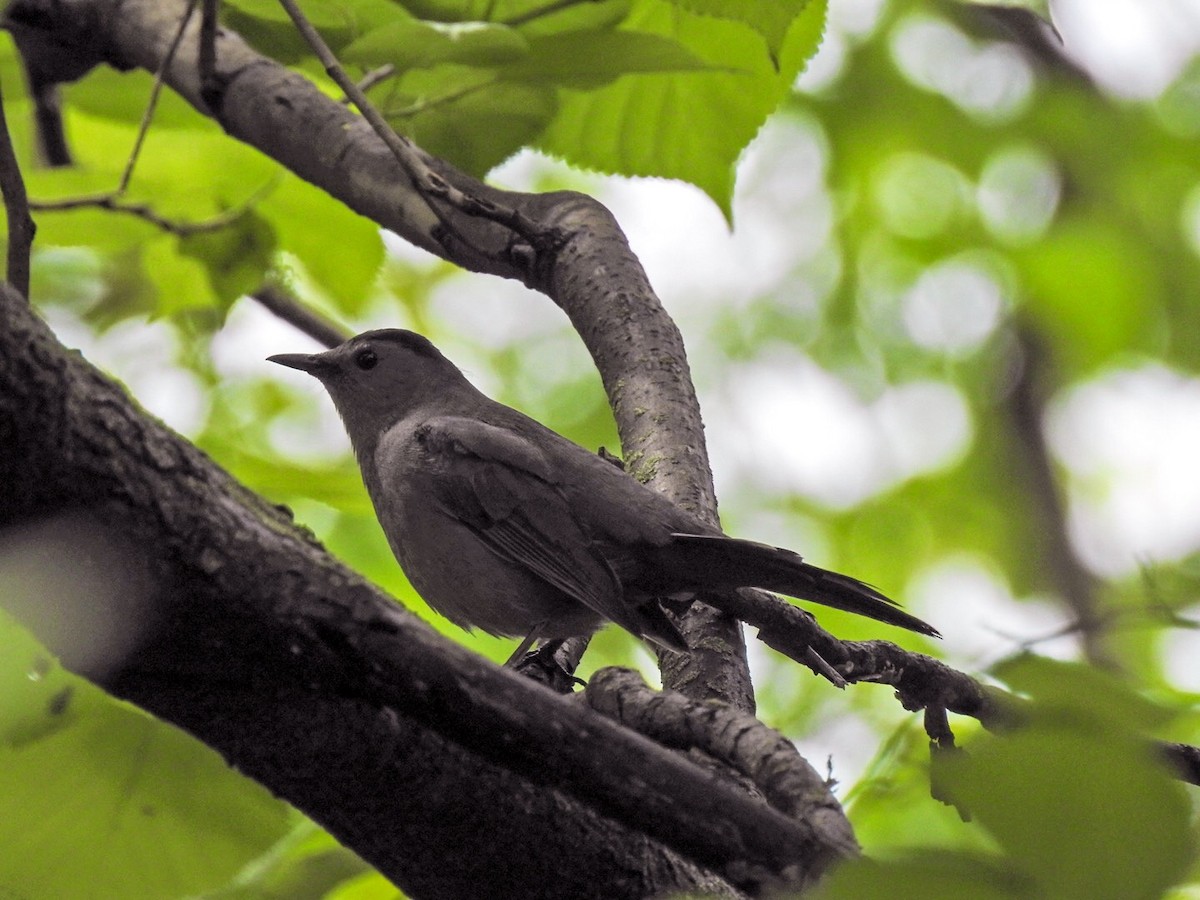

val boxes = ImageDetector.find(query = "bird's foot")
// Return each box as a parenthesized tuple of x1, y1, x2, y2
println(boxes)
(512, 639, 587, 694)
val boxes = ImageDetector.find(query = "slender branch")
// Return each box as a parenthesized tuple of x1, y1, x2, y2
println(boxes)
(274, 0, 456, 230)
(24, 0, 211, 237)
(250, 283, 350, 349)
(0, 78, 35, 298)
(29, 182, 271, 236)
(121, 0, 200, 192)
(349, 63, 395, 98)
(1004, 325, 1114, 668)
(388, 79, 496, 120)
(199, 0, 219, 97)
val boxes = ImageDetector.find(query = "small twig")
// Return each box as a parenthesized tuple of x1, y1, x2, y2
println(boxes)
(251, 283, 350, 349)
(122, 0, 200, 194)
(29, 181, 271, 237)
(802, 646, 846, 689)
(199, 0, 220, 101)
(0, 77, 35, 298)
(25, 0, 208, 241)
(348, 64, 395, 99)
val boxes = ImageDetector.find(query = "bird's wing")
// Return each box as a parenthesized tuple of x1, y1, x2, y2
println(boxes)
(412, 416, 651, 636)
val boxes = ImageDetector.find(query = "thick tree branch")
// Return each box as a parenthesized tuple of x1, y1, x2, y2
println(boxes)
(586, 667, 858, 853)
(0, 285, 856, 897)
(2, 273, 1195, 900)
(2, 0, 753, 708)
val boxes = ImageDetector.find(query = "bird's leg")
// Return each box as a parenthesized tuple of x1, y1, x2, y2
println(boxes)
(504, 622, 547, 667)
(512, 637, 588, 693)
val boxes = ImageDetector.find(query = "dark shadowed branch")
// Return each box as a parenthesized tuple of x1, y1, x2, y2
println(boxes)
(250, 283, 351, 349)
(0, 79, 34, 297)
(1002, 325, 1114, 668)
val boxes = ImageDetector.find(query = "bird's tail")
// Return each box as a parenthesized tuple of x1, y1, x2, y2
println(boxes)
(658, 533, 940, 638)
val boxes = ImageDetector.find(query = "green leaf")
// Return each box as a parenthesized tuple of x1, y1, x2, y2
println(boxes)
(322, 870, 402, 899)
(86, 250, 160, 329)
(992, 654, 1178, 732)
(143, 235, 221, 316)
(343, 19, 529, 70)
(366, 20, 715, 175)
(671, 0, 812, 64)
(395, 75, 559, 175)
(501, 29, 718, 87)
(223, 0, 360, 27)
(0, 614, 81, 750)
(180, 212, 278, 308)
(0, 618, 292, 899)
(511, 0, 632, 36)
(939, 660, 1194, 900)
(946, 729, 1191, 899)
(198, 820, 373, 900)
(391, 0, 493, 23)
(64, 68, 210, 130)
(222, 0, 402, 61)
(536, 0, 827, 214)
(259, 176, 385, 313)
(813, 850, 1029, 899)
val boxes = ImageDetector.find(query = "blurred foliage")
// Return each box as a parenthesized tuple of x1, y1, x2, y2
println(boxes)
(0, 615, 295, 898)
(1, 0, 1200, 897)
(816, 657, 1196, 900)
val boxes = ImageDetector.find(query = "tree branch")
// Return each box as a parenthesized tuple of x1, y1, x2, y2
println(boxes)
(250, 283, 350, 349)
(0, 78, 35, 297)
(1003, 325, 1114, 668)
(0, 285, 831, 897)
(2, 0, 754, 709)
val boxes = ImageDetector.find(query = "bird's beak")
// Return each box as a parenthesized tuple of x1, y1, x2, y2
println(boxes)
(268, 352, 325, 374)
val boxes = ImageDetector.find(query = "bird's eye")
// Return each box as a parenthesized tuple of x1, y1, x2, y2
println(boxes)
(354, 348, 379, 371)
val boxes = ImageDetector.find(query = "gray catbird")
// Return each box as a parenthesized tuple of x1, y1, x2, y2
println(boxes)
(269, 329, 938, 655)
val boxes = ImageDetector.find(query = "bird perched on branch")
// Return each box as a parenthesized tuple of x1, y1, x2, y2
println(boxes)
(270, 330, 938, 659)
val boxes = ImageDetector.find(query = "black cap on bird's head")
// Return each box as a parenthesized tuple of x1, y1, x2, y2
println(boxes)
(269, 328, 444, 377)
(269, 329, 465, 442)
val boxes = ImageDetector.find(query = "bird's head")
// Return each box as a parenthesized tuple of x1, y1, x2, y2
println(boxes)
(269, 329, 469, 446)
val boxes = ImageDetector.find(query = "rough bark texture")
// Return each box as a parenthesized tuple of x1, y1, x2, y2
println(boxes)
(3, 0, 756, 709)
(0, 0, 894, 893)
(540, 196, 754, 709)
(0, 286, 862, 896)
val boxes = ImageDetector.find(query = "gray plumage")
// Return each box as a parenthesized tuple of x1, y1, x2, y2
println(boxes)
(269, 329, 938, 653)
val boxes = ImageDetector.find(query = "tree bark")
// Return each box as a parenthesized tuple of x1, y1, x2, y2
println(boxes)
(4, 0, 755, 709)
(0, 285, 860, 895)
(0, 0, 888, 893)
